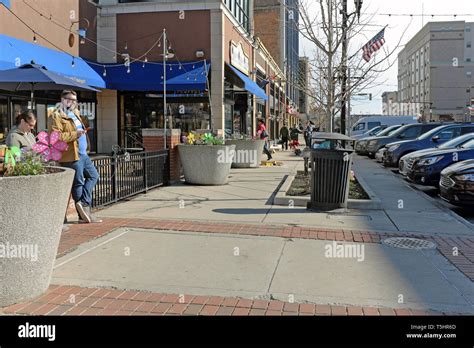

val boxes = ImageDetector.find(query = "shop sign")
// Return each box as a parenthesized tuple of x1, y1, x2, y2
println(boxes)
(230, 41, 249, 75)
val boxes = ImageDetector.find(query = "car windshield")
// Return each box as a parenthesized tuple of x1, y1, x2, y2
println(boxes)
(461, 139, 474, 149)
(417, 125, 447, 140)
(363, 126, 381, 136)
(438, 134, 473, 149)
(385, 124, 413, 137)
(377, 125, 400, 137)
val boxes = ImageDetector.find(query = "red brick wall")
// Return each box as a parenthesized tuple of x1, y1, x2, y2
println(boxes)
(254, 9, 282, 67)
(143, 131, 181, 182)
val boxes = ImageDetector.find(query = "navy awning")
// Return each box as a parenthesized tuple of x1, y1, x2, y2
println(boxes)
(226, 63, 268, 101)
(0, 34, 105, 88)
(89, 60, 210, 92)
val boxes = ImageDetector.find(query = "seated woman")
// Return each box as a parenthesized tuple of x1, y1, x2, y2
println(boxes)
(6, 109, 37, 150)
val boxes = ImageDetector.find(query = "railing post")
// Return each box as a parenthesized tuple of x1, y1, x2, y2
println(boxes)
(112, 154, 118, 203)
(143, 152, 148, 193)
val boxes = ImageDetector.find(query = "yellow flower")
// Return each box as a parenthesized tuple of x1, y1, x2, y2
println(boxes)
(186, 133, 196, 145)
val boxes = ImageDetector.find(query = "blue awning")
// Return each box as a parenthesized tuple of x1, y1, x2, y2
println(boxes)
(89, 60, 210, 92)
(0, 34, 105, 88)
(227, 63, 268, 101)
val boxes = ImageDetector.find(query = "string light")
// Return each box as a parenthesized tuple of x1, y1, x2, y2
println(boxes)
(124, 41, 128, 50)
(33, 32, 37, 43)
(127, 66, 131, 73)
(179, 65, 182, 70)
(103, 66, 107, 77)
(71, 57, 75, 68)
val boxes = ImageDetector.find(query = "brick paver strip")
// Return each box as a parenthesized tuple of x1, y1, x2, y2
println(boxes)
(2, 218, 469, 317)
(0, 285, 457, 316)
(56, 217, 474, 281)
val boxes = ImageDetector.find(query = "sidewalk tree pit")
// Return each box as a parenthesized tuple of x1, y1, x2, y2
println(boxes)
(0, 132, 74, 307)
(287, 170, 369, 200)
(178, 132, 236, 185)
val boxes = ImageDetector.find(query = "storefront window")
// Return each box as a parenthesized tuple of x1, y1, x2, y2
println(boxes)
(122, 92, 211, 145)
(0, 97, 8, 145)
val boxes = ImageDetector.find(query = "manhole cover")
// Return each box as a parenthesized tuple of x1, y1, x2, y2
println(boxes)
(381, 237, 437, 250)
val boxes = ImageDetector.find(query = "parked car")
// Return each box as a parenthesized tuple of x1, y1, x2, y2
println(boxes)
(399, 133, 474, 175)
(403, 137, 474, 186)
(365, 123, 442, 158)
(352, 125, 387, 140)
(375, 147, 387, 163)
(355, 125, 402, 155)
(350, 116, 418, 137)
(439, 159, 474, 206)
(383, 123, 474, 167)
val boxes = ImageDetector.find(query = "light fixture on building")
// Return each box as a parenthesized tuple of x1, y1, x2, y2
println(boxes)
(69, 18, 89, 46)
(195, 50, 205, 58)
(124, 41, 128, 50)
(78, 29, 87, 45)
(33, 33, 37, 43)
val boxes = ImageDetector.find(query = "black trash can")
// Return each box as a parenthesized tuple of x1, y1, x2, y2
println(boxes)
(307, 132, 356, 211)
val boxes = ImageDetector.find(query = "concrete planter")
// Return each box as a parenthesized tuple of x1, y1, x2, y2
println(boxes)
(0, 167, 74, 307)
(225, 139, 265, 168)
(178, 144, 236, 185)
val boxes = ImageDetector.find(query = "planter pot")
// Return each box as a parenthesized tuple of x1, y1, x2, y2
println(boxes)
(0, 167, 74, 307)
(178, 144, 236, 185)
(225, 139, 265, 168)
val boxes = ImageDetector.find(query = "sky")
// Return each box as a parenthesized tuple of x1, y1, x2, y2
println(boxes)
(299, 0, 474, 115)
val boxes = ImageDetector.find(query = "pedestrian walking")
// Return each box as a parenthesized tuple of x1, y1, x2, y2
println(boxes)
(279, 123, 289, 151)
(257, 118, 272, 161)
(48, 90, 102, 223)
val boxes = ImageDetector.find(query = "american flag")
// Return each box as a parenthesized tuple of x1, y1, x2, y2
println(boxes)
(362, 28, 386, 62)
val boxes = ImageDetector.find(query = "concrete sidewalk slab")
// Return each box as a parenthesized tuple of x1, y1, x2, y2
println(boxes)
(52, 227, 474, 314)
(269, 239, 474, 313)
(263, 208, 398, 232)
(53, 228, 285, 299)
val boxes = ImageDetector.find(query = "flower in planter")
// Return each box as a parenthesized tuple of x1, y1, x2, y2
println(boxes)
(3, 146, 21, 166)
(185, 131, 224, 145)
(32, 131, 68, 162)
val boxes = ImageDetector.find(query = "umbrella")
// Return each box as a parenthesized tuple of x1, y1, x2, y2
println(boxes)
(0, 63, 99, 108)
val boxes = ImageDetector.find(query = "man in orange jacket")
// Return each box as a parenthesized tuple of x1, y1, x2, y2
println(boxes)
(48, 90, 101, 223)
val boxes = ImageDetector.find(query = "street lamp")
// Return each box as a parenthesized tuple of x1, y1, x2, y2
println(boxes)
(340, 0, 364, 134)
(161, 28, 175, 150)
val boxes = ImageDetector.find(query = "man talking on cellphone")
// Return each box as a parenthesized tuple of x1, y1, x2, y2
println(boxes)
(48, 90, 102, 223)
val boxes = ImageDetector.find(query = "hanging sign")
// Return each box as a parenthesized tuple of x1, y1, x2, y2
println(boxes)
(230, 41, 249, 75)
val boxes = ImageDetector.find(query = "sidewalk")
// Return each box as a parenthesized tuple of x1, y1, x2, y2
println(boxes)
(2, 149, 473, 315)
(93, 150, 474, 236)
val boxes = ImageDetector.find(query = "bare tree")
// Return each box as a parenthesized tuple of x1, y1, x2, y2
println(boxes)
(286, 0, 412, 132)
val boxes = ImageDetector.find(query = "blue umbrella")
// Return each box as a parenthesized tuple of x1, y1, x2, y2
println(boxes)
(0, 63, 99, 106)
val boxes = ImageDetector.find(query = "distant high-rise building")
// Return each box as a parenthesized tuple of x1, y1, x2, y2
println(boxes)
(254, 0, 300, 114)
(382, 91, 399, 115)
(398, 21, 474, 122)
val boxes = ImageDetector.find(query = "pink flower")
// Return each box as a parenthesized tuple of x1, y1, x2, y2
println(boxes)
(32, 131, 68, 161)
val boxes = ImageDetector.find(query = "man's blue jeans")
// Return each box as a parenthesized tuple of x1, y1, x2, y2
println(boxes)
(62, 154, 99, 207)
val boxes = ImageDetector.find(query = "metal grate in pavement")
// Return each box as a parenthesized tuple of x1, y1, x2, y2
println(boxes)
(381, 237, 437, 250)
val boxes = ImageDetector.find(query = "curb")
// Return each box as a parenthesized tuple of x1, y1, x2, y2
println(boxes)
(273, 173, 383, 210)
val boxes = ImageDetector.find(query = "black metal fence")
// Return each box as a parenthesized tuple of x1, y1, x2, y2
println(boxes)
(91, 150, 168, 208)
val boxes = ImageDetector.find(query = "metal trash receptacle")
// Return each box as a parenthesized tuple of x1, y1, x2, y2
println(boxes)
(307, 132, 356, 211)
